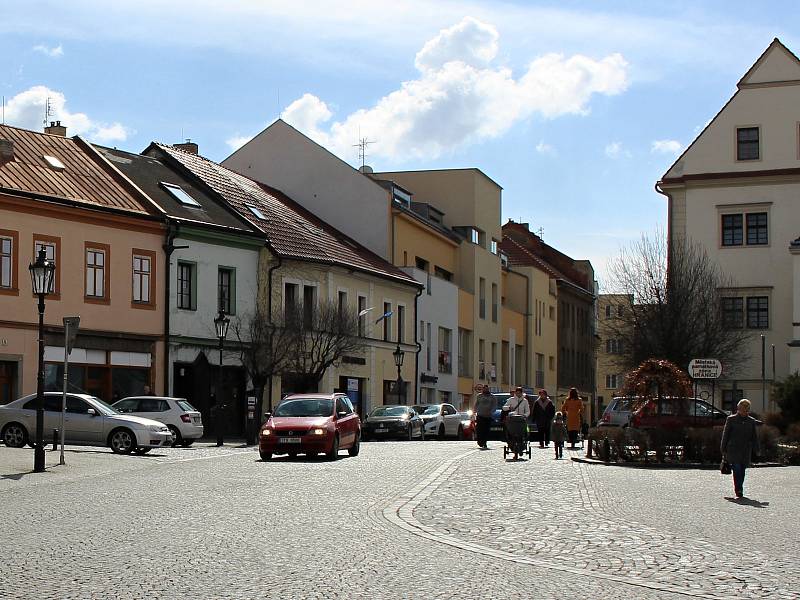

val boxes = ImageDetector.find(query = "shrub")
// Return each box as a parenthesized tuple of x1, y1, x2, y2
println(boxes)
(784, 422, 800, 444)
(763, 411, 787, 433)
(773, 373, 800, 424)
(686, 427, 722, 463)
(757, 425, 780, 462)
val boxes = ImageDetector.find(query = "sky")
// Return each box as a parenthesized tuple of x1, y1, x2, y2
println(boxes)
(2, 1, 799, 287)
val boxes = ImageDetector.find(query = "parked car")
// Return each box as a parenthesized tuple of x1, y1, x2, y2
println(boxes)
(412, 403, 463, 439)
(0, 392, 172, 454)
(456, 410, 476, 441)
(629, 397, 729, 429)
(259, 393, 360, 461)
(362, 405, 424, 441)
(598, 397, 636, 427)
(113, 396, 203, 447)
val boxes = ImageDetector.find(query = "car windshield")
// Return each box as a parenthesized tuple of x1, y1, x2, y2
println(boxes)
(89, 397, 120, 416)
(177, 400, 196, 412)
(274, 398, 333, 417)
(370, 406, 409, 417)
(493, 395, 511, 410)
(420, 405, 441, 415)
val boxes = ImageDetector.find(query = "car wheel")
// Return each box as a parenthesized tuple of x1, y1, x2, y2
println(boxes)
(437, 424, 445, 440)
(457, 425, 465, 441)
(348, 435, 360, 457)
(2, 423, 29, 448)
(133, 447, 151, 455)
(327, 435, 340, 461)
(108, 428, 136, 454)
(180, 439, 194, 447)
(168, 426, 182, 447)
(259, 450, 272, 461)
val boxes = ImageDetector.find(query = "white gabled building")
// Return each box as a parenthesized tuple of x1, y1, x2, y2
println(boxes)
(657, 38, 800, 414)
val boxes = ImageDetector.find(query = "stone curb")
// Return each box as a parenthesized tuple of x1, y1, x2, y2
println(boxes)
(571, 457, 787, 469)
(384, 449, 726, 599)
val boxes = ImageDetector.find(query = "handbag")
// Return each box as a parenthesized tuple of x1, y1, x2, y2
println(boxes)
(720, 459, 731, 475)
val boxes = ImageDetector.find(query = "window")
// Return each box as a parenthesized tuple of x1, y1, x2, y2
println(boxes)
(85, 243, 109, 301)
(43, 155, 66, 171)
(605, 374, 619, 389)
(218, 268, 234, 314)
(549, 355, 555, 371)
(415, 256, 429, 271)
(458, 328, 471, 377)
(433, 266, 452, 281)
(491, 283, 498, 323)
(549, 306, 555, 320)
(338, 290, 348, 319)
(303, 285, 316, 329)
(33, 236, 59, 296)
(397, 305, 405, 343)
(177, 262, 196, 310)
(723, 389, 744, 413)
(605, 304, 611, 318)
(162, 182, 201, 206)
(746, 296, 769, 329)
(383, 302, 391, 341)
(746, 213, 768, 245)
(470, 228, 480, 244)
(246, 204, 266, 220)
(606, 339, 623, 354)
(721, 297, 744, 329)
(721, 214, 743, 246)
(490, 239, 498, 255)
(478, 230, 487, 248)
(285, 282, 299, 315)
(357, 295, 367, 337)
(617, 305, 624, 317)
(0, 230, 18, 293)
(736, 126, 759, 161)
(393, 188, 411, 207)
(479, 278, 486, 319)
(535, 353, 545, 388)
(132, 250, 154, 306)
(438, 327, 452, 374)
(426, 323, 432, 370)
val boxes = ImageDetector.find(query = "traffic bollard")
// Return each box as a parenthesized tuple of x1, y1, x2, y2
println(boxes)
(603, 436, 610, 463)
(52, 429, 59, 451)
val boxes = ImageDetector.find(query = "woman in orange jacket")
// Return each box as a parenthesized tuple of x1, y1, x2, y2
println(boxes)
(562, 387, 583, 449)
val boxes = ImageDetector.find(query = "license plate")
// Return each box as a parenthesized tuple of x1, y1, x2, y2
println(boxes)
(375, 428, 388, 433)
(279, 437, 301, 444)
(193, 417, 201, 423)
(491, 426, 503, 431)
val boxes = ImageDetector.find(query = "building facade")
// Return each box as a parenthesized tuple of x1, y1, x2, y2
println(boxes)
(596, 294, 634, 414)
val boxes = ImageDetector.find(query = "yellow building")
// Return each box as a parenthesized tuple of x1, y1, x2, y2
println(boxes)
(596, 294, 634, 415)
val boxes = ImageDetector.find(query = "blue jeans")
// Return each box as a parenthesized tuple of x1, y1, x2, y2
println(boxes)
(731, 463, 746, 496)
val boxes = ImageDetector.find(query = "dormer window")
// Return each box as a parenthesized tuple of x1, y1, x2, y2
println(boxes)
(500, 252, 509, 268)
(161, 182, 200, 206)
(42, 155, 65, 171)
(470, 228, 480, 244)
(393, 187, 411, 208)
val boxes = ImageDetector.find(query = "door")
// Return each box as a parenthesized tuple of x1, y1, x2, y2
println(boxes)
(65, 396, 102, 443)
(0, 361, 17, 405)
(442, 404, 460, 435)
(335, 397, 356, 446)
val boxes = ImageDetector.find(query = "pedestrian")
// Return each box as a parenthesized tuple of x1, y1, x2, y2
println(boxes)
(532, 389, 555, 448)
(562, 387, 583, 449)
(550, 412, 567, 459)
(502, 386, 531, 460)
(720, 398, 760, 499)
(143, 384, 155, 396)
(472, 384, 494, 449)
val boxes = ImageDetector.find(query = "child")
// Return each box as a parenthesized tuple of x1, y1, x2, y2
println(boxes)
(550, 412, 568, 459)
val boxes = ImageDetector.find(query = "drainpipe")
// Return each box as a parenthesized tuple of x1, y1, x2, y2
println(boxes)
(523, 269, 531, 388)
(413, 284, 423, 405)
(162, 220, 180, 395)
(266, 252, 283, 412)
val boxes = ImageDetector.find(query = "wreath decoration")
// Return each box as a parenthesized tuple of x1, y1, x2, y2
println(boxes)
(621, 358, 692, 410)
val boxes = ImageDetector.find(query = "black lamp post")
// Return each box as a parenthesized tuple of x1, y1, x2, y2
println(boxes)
(393, 342, 405, 405)
(28, 247, 56, 473)
(214, 310, 230, 447)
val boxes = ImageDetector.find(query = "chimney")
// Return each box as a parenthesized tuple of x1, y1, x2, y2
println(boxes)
(0, 139, 14, 166)
(174, 139, 198, 155)
(44, 120, 67, 137)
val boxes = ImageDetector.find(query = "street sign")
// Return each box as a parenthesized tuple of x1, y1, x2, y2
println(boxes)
(63, 316, 80, 354)
(688, 358, 722, 379)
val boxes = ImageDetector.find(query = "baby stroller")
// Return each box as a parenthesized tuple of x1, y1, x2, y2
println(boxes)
(503, 414, 531, 460)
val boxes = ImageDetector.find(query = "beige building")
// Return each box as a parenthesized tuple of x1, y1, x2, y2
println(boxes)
(596, 294, 633, 413)
(657, 38, 800, 414)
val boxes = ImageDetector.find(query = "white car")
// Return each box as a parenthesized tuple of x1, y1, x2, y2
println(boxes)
(412, 403, 463, 439)
(0, 392, 172, 454)
(113, 396, 203, 446)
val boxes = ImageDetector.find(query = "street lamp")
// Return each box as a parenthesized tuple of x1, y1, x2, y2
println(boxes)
(393, 342, 405, 404)
(214, 310, 230, 447)
(28, 247, 56, 473)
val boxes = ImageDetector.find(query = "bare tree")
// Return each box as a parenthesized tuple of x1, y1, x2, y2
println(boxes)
(604, 231, 749, 375)
(282, 299, 366, 393)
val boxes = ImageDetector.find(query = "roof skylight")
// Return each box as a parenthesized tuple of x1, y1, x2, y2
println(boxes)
(42, 155, 65, 171)
(161, 182, 200, 207)
(246, 204, 266, 219)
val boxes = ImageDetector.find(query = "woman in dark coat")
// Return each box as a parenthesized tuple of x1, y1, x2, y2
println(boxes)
(720, 398, 760, 498)
(532, 389, 556, 448)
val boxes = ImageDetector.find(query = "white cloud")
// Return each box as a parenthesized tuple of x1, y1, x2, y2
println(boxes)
(605, 142, 631, 160)
(651, 139, 682, 155)
(535, 141, 556, 156)
(225, 134, 254, 151)
(33, 43, 63, 57)
(3, 85, 130, 143)
(281, 17, 628, 162)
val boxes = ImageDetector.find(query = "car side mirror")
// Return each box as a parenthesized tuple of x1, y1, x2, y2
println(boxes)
(337, 411, 348, 418)
(263, 412, 272, 421)
(87, 408, 97, 417)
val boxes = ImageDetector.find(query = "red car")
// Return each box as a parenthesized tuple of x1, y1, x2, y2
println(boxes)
(259, 393, 361, 461)
(630, 397, 728, 429)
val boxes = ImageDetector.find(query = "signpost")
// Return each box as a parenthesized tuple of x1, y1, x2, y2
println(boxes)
(688, 358, 721, 411)
(60, 316, 80, 465)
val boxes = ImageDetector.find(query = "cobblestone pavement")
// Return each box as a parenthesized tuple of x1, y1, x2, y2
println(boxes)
(0, 440, 796, 599)
(412, 443, 800, 600)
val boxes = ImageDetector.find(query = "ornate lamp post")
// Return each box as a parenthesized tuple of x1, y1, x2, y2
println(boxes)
(393, 342, 405, 405)
(28, 247, 56, 473)
(214, 310, 230, 447)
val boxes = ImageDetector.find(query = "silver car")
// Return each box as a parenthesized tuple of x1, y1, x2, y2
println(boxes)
(0, 392, 172, 454)
(598, 397, 636, 427)
(113, 396, 203, 447)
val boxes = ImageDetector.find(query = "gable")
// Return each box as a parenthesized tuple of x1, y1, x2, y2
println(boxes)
(739, 39, 800, 87)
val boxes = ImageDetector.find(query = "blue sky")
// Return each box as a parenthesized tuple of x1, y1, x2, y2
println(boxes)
(2, 1, 799, 285)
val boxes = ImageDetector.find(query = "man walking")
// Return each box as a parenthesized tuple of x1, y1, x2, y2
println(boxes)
(532, 389, 555, 448)
(473, 384, 494, 449)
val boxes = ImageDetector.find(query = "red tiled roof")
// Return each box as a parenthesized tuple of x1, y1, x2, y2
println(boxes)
(156, 144, 420, 287)
(501, 221, 589, 291)
(0, 124, 151, 213)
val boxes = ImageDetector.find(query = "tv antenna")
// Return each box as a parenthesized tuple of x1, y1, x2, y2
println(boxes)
(353, 131, 375, 169)
(43, 97, 54, 128)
